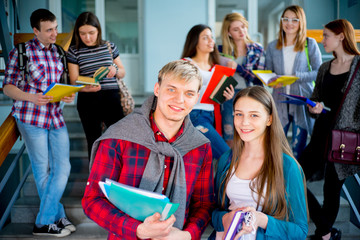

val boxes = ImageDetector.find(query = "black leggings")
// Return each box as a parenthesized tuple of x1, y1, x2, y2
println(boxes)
(307, 162, 345, 236)
(77, 89, 124, 159)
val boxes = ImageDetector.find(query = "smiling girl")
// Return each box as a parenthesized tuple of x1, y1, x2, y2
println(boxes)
(209, 86, 308, 240)
(265, 5, 322, 159)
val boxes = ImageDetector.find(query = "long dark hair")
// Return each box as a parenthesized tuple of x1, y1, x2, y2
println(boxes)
(181, 24, 220, 65)
(71, 12, 104, 49)
(324, 19, 360, 57)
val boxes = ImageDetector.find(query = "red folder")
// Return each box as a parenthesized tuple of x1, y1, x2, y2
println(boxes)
(200, 65, 236, 104)
(200, 65, 236, 136)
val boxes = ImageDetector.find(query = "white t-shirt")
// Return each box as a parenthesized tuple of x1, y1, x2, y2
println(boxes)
(283, 45, 296, 94)
(184, 57, 214, 111)
(216, 170, 266, 240)
(233, 56, 247, 89)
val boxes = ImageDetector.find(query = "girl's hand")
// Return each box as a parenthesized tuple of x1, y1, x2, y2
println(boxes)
(61, 93, 76, 103)
(271, 82, 283, 88)
(227, 60, 237, 69)
(107, 65, 117, 78)
(223, 84, 235, 101)
(222, 208, 243, 239)
(233, 206, 268, 239)
(80, 85, 102, 92)
(308, 102, 323, 114)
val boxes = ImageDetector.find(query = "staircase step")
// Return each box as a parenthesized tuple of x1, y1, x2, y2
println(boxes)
(69, 133, 88, 152)
(11, 196, 90, 224)
(65, 118, 85, 134)
(23, 173, 88, 198)
(0, 222, 108, 239)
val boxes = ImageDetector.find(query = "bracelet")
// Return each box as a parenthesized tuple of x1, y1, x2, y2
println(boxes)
(112, 63, 119, 75)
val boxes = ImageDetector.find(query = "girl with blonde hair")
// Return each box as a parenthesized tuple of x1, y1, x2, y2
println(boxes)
(265, 5, 322, 159)
(219, 12, 266, 147)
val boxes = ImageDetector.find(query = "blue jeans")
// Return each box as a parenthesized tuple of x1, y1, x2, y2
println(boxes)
(16, 120, 70, 225)
(189, 110, 230, 159)
(283, 115, 308, 159)
(221, 89, 241, 141)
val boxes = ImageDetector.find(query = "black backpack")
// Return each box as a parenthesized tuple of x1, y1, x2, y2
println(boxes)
(15, 42, 69, 85)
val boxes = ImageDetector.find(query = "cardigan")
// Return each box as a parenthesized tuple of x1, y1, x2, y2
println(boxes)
(209, 151, 308, 239)
(265, 37, 322, 133)
(311, 55, 360, 180)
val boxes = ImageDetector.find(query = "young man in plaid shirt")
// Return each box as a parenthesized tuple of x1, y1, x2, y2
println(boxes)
(83, 60, 215, 240)
(3, 9, 76, 237)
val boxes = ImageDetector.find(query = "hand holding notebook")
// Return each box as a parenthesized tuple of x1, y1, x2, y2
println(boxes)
(280, 93, 331, 113)
(99, 178, 179, 222)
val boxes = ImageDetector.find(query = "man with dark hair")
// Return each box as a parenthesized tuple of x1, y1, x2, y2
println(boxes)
(3, 8, 76, 237)
(82, 60, 215, 240)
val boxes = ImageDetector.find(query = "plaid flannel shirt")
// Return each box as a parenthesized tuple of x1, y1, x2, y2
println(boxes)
(4, 37, 65, 129)
(82, 115, 215, 240)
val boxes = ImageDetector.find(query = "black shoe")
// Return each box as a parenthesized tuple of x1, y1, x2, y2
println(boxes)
(330, 228, 341, 240)
(33, 224, 71, 237)
(56, 217, 76, 232)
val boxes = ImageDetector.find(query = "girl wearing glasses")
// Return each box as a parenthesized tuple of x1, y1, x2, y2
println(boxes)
(218, 13, 266, 148)
(265, 5, 322, 159)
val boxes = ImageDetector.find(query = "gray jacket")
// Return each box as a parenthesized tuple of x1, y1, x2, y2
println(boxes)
(265, 37, 322, 133)
(312, 56, 360, 179)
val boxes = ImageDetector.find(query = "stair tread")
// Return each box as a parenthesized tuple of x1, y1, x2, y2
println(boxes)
(0, 222, 108, 239)
(14, 196, 82, 208)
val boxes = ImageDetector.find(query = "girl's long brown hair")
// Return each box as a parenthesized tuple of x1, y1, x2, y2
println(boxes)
(324, 19, 360, 57)
(221, 13, 253, 59)
(181, 24, 220, 65)
(276, 5, 307, 52)
(220, 86, 298, 220)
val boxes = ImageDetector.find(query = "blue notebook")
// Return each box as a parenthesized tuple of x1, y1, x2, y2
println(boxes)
(99, 178, 179, 222)
(280, 93, 330, 113)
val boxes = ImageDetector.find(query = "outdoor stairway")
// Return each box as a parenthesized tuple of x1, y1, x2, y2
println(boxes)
(0, 103, 359, 239)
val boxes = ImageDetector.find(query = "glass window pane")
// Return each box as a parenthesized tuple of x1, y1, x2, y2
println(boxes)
(105, 0, 138, 54)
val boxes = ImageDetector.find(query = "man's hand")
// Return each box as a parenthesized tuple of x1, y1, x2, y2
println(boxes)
(152, 227, 191, 240)
(61, 93, 76, 103)
(136, 213, 176, 239)
(227, 60, 237, 69)
(31, 93, 53, 106)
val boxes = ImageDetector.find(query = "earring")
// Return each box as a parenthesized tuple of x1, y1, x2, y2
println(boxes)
(228, 34, 232, 38)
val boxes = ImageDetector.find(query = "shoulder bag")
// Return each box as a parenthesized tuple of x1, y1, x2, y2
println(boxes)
(328, 61, 360, 165)
(106, 42, 135, 116)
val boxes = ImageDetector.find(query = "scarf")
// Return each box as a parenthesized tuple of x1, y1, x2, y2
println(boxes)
(90, 95, 210, 229)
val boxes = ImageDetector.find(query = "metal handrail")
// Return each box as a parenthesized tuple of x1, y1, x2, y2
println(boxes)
(0, 144, 29, 230)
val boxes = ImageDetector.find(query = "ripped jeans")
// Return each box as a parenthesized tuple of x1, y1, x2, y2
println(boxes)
(283, 114, 308, 159)
(189, 109, 230, 159)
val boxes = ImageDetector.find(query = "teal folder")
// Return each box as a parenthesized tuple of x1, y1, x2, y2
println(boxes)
(99, 178, 179, 222)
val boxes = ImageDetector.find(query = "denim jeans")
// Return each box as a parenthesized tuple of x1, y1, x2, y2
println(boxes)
(283, 115, 308, 159)
(189, 109, 230, 159)
(16, 120, 71, 225)
(221, 89, 241, 141)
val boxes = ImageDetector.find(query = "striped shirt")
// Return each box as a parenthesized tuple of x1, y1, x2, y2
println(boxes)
(4, 37, 65, 129)
(67, 42, 120, 90)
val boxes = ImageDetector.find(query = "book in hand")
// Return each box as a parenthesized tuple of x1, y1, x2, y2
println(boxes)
(209, 75, 238, 104)
(75, 66, 110, 85)
(224, 211, 250, 240)
(280, 93, 331, 113)
(43, 83, 85, 103)
(98, 178, 179, 222)
(252, 70, 298, 87)
(201, 65, 236, 104)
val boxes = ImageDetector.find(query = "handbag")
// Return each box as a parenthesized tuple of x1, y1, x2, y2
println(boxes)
(106, 42, 135, 116)
(328, 61, 360, 165)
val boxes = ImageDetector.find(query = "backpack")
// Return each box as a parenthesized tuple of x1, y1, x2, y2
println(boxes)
(16, 42, 69, 85)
